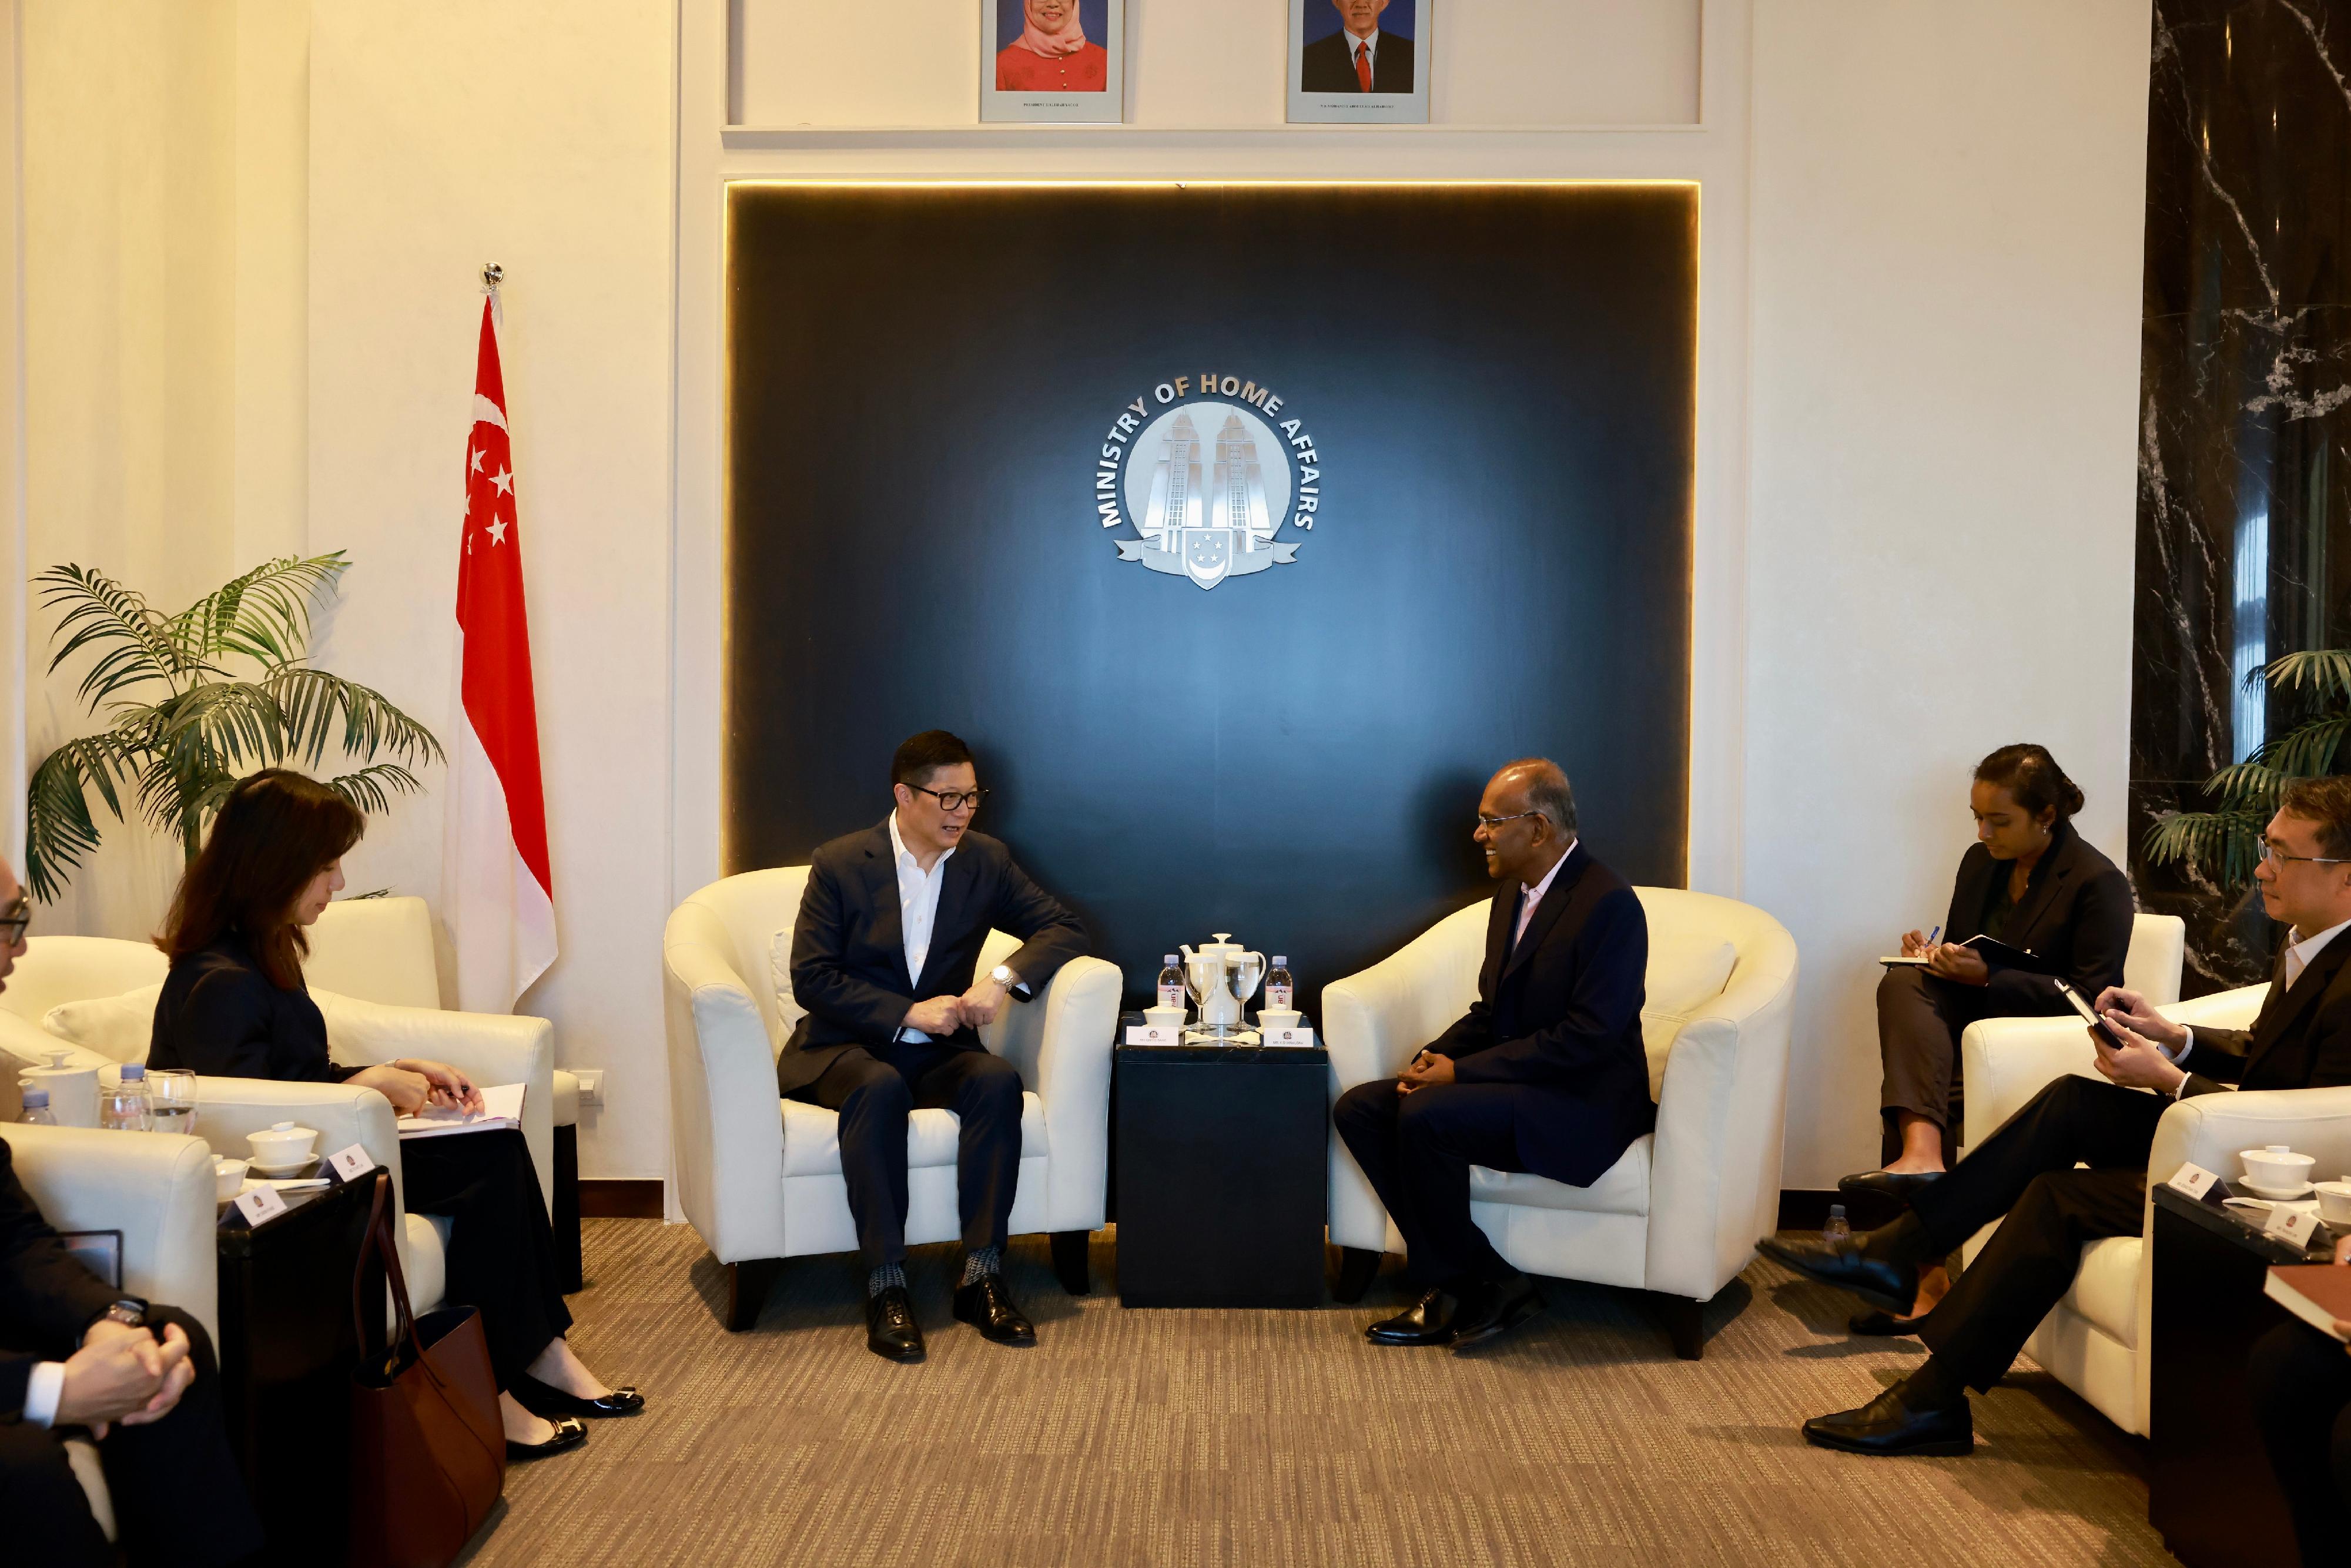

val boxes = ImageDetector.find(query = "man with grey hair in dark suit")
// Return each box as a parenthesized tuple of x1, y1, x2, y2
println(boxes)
(1332, 758, 1653, 1349)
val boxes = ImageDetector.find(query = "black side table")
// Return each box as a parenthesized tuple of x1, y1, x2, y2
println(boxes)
(2149, 1180, 2323, 1568)
(1114, 1034, 1328, 1308)
(218, 1172, 383, 1567)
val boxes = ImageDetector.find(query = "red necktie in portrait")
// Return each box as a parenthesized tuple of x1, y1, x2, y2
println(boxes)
(1355, 41, 1373, 92)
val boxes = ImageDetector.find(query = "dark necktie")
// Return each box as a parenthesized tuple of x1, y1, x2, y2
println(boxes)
(1355, 41, 1374, 92)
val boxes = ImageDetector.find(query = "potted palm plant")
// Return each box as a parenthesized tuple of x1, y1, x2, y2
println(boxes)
(25, 552, 443, 901)
(2144, 648, 2351, 890)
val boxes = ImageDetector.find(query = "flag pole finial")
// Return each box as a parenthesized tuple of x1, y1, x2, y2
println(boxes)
(481, 262, 503, 292)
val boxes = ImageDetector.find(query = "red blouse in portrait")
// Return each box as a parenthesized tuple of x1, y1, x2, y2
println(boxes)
(996, 42, 1108, 92)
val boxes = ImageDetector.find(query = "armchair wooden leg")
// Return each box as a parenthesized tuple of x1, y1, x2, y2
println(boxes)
(554, 1123, 583, 1293)
(1050, 1229, 1091, 1295)
(1332, 1247, 1382, 1304)
(725, 1258, 782, 1331)
(1651, 1291, 1706, 1361)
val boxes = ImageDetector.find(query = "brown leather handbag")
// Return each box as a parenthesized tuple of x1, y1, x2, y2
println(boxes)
(347, 1172, 506, 1568)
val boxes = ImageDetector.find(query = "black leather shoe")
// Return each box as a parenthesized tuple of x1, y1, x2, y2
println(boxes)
(866, 1285, 926, 1362)
(1848, 1310, 1921, 1338)
(1365, 1286, 1461, 1346)
(952, 1275, 1036, 1346)
(507, 1414, 588, 1460)
(1449, 1274, 1542, 1350)
(1837, 1170, 1944, 1202)
(1757, 1234, 1918, 1316)
(1801, 1385, 1973, 1456)
(512, 1373, 645, 1419)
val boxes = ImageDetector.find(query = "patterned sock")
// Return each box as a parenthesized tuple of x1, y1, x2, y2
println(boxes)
(959, 1247, 1002, 1286)
(868, 1262, 906, 1297)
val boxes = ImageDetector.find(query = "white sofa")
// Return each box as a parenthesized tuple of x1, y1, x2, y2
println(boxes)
(664, 866, 1123, 1329)
(3, 1121, 218, 1544)
(1957, 964, 2330, 1440)
(1323, 886, 1800, 1358)
(0, 919, 554, 1314)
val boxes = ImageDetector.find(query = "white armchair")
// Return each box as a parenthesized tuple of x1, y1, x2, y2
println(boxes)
(4, 1122, 218, 1546)
(1323, 886, 1799, 1358)
(664, 866, 1123, 1329)
(1958, 970, 2275, 1439)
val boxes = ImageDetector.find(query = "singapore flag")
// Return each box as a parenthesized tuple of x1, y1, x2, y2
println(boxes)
(443, 293, 556, 1010)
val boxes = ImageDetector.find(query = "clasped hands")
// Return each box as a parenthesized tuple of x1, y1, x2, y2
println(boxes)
(349, 1057, 483, 1117)
(1898, 929, 1990, 985)
(2083, 986, 2191, 1094)
(1396, 1049, 1456, 1094)
(58, 1318, 194, 1438)
(902, 974, 1019, 1037)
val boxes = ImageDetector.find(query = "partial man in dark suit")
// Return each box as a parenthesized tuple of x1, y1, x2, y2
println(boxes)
(1300, 0, 1415, 95)
(0, 856, 262, 1568)
(781, 730, 1089, 1363)
(1766, 774, 2351, 1457)
(1333, 758, 1652, 1349)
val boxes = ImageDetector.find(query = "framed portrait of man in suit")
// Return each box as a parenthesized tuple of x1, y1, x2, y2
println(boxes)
(1288, 0, 1431, 125)
(982, 0, 1126, 123)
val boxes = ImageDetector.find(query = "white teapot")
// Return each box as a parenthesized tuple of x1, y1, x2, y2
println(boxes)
(1178, 933, 1267, 1034)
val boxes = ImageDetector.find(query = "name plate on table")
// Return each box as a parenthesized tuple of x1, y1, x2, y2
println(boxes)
(2166, 1162, 2219, 1201)
(1125, 1024, 1181, 1046)
(1261, 1026, 1316, 1048)
(2268, 1205, 2323, 1249)
(326, 1144, 374, 1184)
(232, 1185, 289, 1228)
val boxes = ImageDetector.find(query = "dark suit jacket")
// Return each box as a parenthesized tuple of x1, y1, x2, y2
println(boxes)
(779, 821, 1089, 1095)
(0, 1135, 120, 1423)
(1941, 821, 2135, 1015)
(1428, 843, 1655, 1187)
(2177, 930, 2351, 1098)
(1300, 28, 1415, 94)
(149, 936, 356, 1084)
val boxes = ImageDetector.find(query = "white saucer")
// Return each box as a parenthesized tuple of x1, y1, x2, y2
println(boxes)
(247, 1155, 316, 1177)
(2241, 1177, 2316, 1201)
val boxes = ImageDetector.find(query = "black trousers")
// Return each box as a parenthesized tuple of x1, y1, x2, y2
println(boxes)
(1332, 1078, 1525, 1290)
(0, 1306, 263, 1568)
(1907, 1074, 2168, 1389)
(2248, 1318, 2351, 1566)
(401, 1128, 572, 1391)
(1876, 967, 2005, 1167)
(791, 1042, 1026, 1269)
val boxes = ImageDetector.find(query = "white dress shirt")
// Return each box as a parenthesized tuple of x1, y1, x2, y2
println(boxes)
(889, 809, 955, 1042)
(24, 1360, 63, 1425)
(2165, 916, 2351, 1094)
(1512, 839, 1578, 950)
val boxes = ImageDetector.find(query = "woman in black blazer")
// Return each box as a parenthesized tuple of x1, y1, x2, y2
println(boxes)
(147, 770, 642, 1460)
(1856, 744, 2135, 1187)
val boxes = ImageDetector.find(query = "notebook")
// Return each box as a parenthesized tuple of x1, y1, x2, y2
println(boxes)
(396, 1081, 525, 1140)
(1879, 934, 2045, 972)
(2265, 1265, 2351, 1342)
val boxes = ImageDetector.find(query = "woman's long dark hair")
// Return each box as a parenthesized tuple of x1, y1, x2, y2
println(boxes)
(1973, 743, 2085, 823)
(158, 769, 363, 989)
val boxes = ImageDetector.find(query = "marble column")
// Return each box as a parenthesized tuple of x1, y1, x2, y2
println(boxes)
(2132, 0, 2351, 991)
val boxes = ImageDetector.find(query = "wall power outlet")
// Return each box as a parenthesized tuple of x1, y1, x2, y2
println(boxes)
(572, 1069, 604, 1106)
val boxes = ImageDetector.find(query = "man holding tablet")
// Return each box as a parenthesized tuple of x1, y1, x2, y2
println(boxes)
(1765, 775, 2351, 1456)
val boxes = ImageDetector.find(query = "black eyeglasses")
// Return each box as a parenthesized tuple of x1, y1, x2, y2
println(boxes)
(909, 785, 992, 813)
(2259, 841, 2351, 868)
(0, 895, 29, 944)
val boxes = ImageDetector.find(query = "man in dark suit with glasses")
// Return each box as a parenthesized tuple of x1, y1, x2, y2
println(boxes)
(779, 731, 1089, 1363)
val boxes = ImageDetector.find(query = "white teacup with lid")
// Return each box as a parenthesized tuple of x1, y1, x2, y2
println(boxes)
(19, 1049, 99, 1128)
(2316, 1179, 2351, 1227)
(247, 1121, 319, 1172)
(2241, 1144, 2318, 1194)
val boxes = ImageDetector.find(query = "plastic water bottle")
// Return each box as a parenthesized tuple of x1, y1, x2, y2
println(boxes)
(100, 1064, 152, 1133)
(1265, 957, 1294, 1011)
(18, 1087, 55, 1125)
(1156, 955, 1185, 1010)
(1823, 1203, 1851, 1245)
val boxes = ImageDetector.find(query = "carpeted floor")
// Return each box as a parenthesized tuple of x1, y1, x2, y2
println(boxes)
(462, 1221, 2178, 1567)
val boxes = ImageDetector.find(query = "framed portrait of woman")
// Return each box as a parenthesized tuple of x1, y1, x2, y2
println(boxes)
(982, 0, 1126, 123)
(1288, 0, 1432, 125)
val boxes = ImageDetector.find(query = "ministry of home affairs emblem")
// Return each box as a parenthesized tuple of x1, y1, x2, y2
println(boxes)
(1092, 373, 1322, 590)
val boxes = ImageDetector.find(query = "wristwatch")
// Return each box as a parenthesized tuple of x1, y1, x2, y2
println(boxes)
(990, 964, 1017, 990)
(82, 1296, 147, 1342)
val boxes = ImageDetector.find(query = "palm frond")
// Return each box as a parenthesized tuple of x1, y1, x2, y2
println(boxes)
(2145, 806, 2268, 890)
(323, 763, 426, 817)
(264, 668, 444, 769)
(24, 737, 132, 902)
(2259, 713, 2351, 780)
(2196, 760, 2291, 814)
(2262, 648, 2351, 706)
(164, 553, 349, 669)
(34, 563, 182, 704)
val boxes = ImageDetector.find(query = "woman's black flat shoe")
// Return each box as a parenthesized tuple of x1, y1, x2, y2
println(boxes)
(1848, 1309, 1922, 1337)
(1836, 1170, 1943, 1201)
(513, 1373, 645, 1419)
(508, 1414, 588, 1460)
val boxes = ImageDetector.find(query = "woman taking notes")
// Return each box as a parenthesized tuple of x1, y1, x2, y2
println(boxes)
(1853, 744, 2134, 1192)
(146, 769, 641, 1459)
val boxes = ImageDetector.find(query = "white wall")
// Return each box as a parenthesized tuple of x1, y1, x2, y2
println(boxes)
(1746, 1, 2151, 1185)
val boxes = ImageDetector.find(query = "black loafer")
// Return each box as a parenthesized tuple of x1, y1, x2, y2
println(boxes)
(512, 1373, 645, 1419)
(1848, 1310, 1921, 1338)
(952, 1275, 1036, 1346)
(1837, 1170, 1944, 1202)
(1801, 1385, 1972, 1456)
(1757, 1234, 1919, 1316)
(508, 1414, 588, 1460)
(1449, 1274, 1542, 1351)
(1365, 1286, 1461, 1346)
(866, 1285, 926, 1362)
